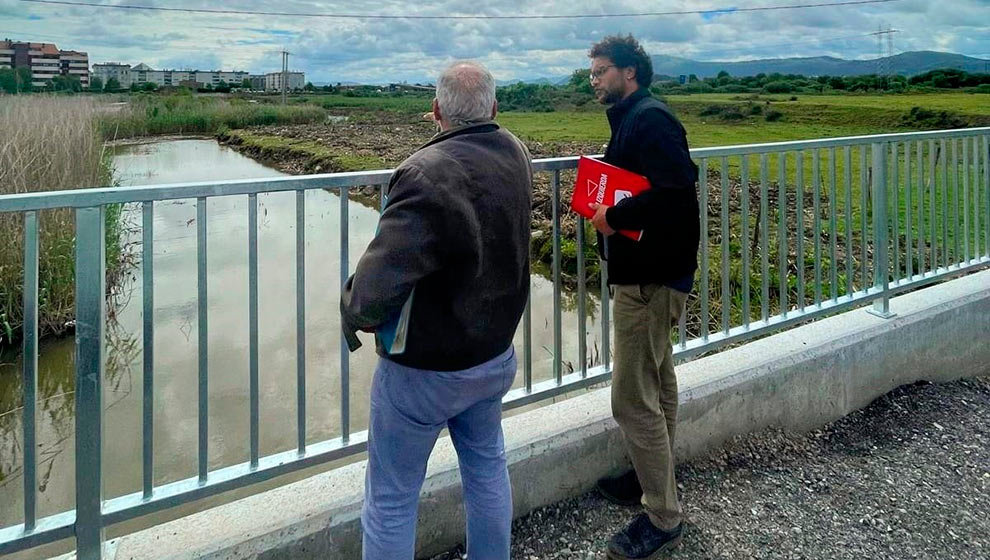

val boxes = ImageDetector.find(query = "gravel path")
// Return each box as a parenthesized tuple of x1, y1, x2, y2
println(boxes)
(431, 375, 990, 560)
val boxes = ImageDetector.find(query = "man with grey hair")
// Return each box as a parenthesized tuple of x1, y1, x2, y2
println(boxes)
(341, 61, 532, 560)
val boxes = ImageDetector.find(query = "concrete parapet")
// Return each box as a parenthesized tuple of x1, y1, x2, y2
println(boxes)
(102, 268, 990, 559)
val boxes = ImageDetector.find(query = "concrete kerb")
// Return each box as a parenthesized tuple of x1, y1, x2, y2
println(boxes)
(98, 268, 989, 559)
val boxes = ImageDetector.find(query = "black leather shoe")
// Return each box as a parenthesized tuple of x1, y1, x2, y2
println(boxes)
(607, 513, 683, 560)
(596, 470, 643, 506)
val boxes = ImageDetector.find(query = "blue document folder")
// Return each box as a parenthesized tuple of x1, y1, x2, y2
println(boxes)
(373, 188, 414, 355)
(377, 287, 414, 355)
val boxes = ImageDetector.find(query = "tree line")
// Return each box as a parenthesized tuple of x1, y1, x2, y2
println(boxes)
(651, 67, 990, 95)
(494, 67, 990, 111)
(4, 65, 987, 100)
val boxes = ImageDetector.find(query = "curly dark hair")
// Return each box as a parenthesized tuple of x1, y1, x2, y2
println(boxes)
(589, 34, 653, 88)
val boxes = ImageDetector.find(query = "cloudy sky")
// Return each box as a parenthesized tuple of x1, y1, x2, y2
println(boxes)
(1, 0, 988, 83)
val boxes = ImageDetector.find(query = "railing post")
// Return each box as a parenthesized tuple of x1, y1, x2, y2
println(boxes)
(22, 212, 39, 531)
(339, 186, 350, 442)
(868, 143, 896, 318)
(75, 206, 106, 559)
(551, 170, 562, 384)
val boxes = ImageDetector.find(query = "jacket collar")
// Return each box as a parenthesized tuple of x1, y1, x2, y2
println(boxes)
(606, 87, 651, 130)
(420, 121, 500, 151)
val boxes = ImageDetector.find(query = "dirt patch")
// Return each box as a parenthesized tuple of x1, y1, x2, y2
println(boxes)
(217, 120, 604, 278)
(217, 119, 904, 335)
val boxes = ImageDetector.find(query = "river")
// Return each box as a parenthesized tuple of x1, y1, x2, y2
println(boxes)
(0, 138, 604, 528)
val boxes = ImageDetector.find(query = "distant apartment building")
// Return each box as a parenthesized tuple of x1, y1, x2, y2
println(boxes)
(91, 62, 131, 87)
(265, 71, 305, 92)
(249, 74, 266, 91)
(92, 62, 249, 89)
(0, 39, 89, 88)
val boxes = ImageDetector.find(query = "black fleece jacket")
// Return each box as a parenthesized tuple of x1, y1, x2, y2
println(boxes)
(600, 88, 700, 286)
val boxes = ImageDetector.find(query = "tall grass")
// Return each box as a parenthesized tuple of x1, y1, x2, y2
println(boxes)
(99, 94, 328, 138)
(0, 96, 120, 352)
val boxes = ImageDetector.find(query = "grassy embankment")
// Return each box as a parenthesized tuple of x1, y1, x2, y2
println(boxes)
(98, 93, 329, 138)
(158, 91, 987, 343)
(0, 96, 126, 353)
(218, 129, 386, 173)
(215, 93, 433, 172)
(499, 93, 989, 339)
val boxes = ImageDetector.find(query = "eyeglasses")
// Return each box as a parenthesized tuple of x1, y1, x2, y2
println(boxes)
(589, 65, 616, 81)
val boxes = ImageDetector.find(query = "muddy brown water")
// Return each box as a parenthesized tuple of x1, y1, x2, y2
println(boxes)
(0, 139, 605, 533)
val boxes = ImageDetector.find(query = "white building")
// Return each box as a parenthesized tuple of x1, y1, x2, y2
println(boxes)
(92, 62, 131, 88)
(94, 62, 249, 89)
(265, 71, 305, 92)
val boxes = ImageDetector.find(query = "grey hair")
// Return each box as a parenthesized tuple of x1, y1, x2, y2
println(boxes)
(436, 61, 496, 127)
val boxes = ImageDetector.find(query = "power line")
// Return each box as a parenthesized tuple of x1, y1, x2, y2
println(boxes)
(872, 24, 898, 81)
(0, 29, 260, 56)
(18, 0, 903, 20)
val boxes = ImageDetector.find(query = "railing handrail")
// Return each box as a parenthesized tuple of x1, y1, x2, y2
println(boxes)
(2, 127, 988, 213)
(1, 126, 988, 559)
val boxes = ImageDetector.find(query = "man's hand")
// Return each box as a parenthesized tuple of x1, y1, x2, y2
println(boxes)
(588, 203, 615, 236)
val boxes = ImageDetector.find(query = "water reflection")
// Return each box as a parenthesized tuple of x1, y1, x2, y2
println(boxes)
(0, 139, 606, 528)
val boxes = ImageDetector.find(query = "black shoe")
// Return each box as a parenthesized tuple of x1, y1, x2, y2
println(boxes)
(607, 513, 683, 560)
(596, 470, 643, 506)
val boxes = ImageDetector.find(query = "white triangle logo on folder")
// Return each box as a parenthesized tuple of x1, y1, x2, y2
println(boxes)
(587, 179, 599, 197)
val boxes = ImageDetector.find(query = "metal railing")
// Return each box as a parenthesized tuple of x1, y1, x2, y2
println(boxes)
(1, 127, 988, 558)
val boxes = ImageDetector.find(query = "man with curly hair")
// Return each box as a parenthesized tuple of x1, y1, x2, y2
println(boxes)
(586, 34, 700, 559)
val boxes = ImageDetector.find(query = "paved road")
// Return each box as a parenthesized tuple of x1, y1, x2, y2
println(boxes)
(432, 374, 990, 560)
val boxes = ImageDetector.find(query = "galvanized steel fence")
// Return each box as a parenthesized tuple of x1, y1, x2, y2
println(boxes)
(1, 127, 988, 558)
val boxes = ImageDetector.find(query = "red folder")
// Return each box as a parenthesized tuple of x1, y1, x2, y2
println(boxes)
(570, 156, 650, 241)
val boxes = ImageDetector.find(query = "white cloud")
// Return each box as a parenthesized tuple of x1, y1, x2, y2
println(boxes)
(3, 0, 988, 82)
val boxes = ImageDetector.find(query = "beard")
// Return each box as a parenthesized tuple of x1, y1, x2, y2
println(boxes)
(595, 85, 623, 105)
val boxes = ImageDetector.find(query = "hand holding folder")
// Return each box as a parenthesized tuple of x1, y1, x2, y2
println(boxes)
(569, 156, 650, 241)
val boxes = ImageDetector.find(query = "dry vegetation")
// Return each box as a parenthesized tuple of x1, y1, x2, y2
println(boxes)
(0, 96, 120, 351)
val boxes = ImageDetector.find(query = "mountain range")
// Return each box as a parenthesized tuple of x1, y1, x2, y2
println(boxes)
(649, 50, 990, 79)
(485, 51, 989, 86)
(322, 51, 987, 87)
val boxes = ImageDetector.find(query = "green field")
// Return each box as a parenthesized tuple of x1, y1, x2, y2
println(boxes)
(294, 93, 433, 113)
(682, 92, 990, 115)
(497, 93, 990, 147)
(496, 93, 989, 336)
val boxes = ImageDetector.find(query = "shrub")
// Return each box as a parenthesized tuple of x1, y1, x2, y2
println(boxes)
(682, 83, 714, 94)
(98, 96, 327, 138)
(720, 109, 745, 121)
(907, 106, 935, 121)
(765, 110, 784, 122)
(714, 85, 750, 94)
(901, 106, 966, 128)
(763, 81, 794, 94)
(748, 104, 763, 115)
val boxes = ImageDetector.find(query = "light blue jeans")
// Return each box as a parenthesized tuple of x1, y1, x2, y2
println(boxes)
(362, 346, 517, 560)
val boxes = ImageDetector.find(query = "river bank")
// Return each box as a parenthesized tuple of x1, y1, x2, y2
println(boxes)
(215, 119, 607, 285)
(214, 116, 873, 341)
(0, 96, 131, 354)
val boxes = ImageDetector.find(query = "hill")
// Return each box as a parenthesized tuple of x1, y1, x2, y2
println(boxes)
(650, 51, 990, 79)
